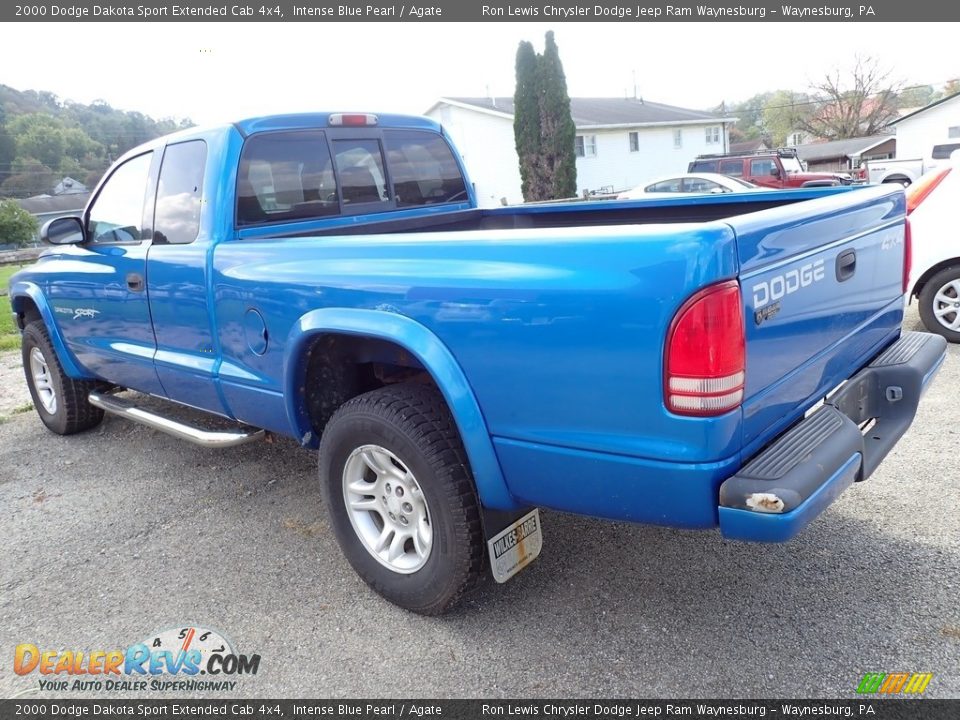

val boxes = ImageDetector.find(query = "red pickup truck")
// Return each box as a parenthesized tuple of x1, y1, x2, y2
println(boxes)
(690, 148, 851, 189)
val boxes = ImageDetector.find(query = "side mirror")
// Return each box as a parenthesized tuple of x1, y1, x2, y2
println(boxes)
(41, 216, 85, 245)
(770, 166, 781, 177)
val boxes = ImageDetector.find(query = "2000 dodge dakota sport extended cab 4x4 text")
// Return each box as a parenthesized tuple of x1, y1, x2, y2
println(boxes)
(9, 113, 947, 613)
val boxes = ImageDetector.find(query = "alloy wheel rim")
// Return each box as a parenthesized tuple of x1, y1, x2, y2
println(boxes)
(342, 444, 432, 573)
(29, 347, 57, 415)
(932, 279, 960, 332)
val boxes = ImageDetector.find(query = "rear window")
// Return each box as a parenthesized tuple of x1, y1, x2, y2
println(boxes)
(237, 131, 339, 227)
(384, 130, 467, 207)
(932, 143, 960, 160)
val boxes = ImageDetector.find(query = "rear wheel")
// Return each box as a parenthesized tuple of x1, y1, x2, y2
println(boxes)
(318, 383, 485, 615)
(21, 321, 104, 434)
(918, 266, 960, 343)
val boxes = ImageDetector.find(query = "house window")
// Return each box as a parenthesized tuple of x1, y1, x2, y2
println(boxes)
(949, 126, 960, 139)
(629, 132, 639, 152)
(575, 135, 597, 158)
(789, 132, 805, 146)
(705, 126, 720, 145)
(673, 129, 682, 149)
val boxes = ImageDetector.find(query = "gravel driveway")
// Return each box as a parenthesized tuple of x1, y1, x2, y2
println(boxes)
(1, 308, 957, 699)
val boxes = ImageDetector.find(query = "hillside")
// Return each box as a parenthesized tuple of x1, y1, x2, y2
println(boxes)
(0, 84, 193, 198)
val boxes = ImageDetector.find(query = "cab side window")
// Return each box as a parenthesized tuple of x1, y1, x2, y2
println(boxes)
(237, 131, 339, 227)
(87, 152, 153, 244)
(154, 140, 206, 244)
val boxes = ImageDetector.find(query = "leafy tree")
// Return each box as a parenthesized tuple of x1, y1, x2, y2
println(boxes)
(941, 78, 960, 98)
(0, 198, 38, 247)
(725, 92, 774, 141)
(761, 90, 810, 146)
(0, 126, 14, 188)
(897, 85, 936, 110)
(514, 40, 540, 201)
(9, 113, 67, 169)
(1, 158, 56, 197)
(513, 32, 577, 201)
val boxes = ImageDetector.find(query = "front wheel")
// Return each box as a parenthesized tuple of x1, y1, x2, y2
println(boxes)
(21, 321, 105, 434)
(918, 266, 960, 343)
(318, 383, 485, 615)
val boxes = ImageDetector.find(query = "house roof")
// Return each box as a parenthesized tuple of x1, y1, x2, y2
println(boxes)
(431, 97, 734, 128)
(890, 91, 960, 125)
(794, 134, 895, 163)
(17, 193, 89, 215)
(730, 139, 769, 153)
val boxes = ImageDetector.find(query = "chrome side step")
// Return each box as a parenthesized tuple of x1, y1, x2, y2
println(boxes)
(88, 391, 265, 448)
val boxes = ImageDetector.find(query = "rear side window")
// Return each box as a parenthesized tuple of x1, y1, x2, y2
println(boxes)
(690, 160, 717, 172)
(384, 130, 467, 207)
(154, 140, 206, 244)
(932, 143, 960, 160)
(237, 131, 339, 227)
(720, 159, 744, 177)
(645, 178, 683, 193)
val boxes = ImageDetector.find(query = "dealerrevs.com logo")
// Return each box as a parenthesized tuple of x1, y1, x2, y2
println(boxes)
(856, 672, 933, 694)
(14, 626, 260, 692)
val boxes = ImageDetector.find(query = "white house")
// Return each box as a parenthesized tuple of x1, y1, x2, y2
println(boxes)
(888, 91, 960, 161)
(425, 97, 736, 206)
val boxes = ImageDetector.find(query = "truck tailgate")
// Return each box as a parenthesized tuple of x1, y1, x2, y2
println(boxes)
(731, 185, 907, 454)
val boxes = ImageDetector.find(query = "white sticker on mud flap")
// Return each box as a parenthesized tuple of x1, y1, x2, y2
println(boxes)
(487, 509, 543, 584)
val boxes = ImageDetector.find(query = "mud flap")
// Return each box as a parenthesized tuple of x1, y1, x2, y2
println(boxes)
(481, 507, 543, 583)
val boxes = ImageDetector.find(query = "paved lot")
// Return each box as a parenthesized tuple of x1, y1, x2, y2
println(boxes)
(1, 308, 957, 699)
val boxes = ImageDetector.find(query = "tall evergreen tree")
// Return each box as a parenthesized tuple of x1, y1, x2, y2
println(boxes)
(513, 32, 578, 202)
(536, 32, 577, 200)
(513, 41, 541, 201)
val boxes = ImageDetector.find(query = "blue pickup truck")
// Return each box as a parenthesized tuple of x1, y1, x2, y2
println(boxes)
(9, 113, 946, 614)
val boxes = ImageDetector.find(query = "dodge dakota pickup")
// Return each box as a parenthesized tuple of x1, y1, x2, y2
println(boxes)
(9, 113, 946, 614)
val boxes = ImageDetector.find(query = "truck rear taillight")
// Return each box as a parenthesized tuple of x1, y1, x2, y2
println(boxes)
(906, 167, 951, 215)
(328, 113, 379, 127)
(903, 219, 912, 295)
(665, 281, 745, 417)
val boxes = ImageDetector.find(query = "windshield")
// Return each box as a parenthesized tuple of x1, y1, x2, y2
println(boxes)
(780, 156, 803, 174)
(728, 176, 760, 189)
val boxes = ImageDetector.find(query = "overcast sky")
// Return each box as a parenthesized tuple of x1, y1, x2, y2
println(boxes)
(2, 22, 958, 125)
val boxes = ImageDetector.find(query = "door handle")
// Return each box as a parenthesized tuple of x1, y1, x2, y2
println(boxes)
(836, 250, 857, 282)
(126, 273, 145, 292)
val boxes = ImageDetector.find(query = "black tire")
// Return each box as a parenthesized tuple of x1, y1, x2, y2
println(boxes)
(21, 321, 105, 435)
(918, 266, 960, 343)
(318, 383, 485, 615)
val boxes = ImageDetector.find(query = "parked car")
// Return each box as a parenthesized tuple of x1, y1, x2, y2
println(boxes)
(616, 173, 767, 199)
(906, 155, 960, 342)
(689, 148, 851, 189)
(865, 142, 960, 186)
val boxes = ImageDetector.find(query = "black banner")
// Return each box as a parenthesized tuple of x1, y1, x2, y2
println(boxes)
(2, 700, 959, 720)
(3, 0, 960, 23)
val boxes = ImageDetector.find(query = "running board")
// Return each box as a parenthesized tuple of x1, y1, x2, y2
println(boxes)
(88, 391, 265, 448)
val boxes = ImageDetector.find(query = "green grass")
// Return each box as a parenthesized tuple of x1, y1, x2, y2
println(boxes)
(0, 264, 26, 351)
